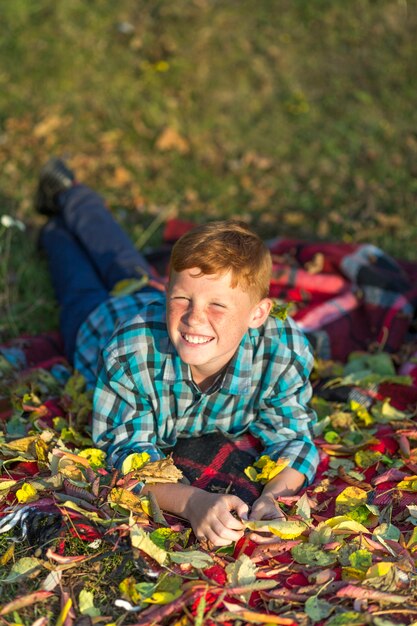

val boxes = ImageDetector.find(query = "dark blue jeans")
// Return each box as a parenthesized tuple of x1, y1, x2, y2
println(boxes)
(40, 185, 159, 362)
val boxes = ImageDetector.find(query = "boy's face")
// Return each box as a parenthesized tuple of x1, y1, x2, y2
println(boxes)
(167, 268, 271, 386)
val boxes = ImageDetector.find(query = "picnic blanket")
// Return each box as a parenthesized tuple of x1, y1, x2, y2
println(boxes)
(2, 230, 417, 624)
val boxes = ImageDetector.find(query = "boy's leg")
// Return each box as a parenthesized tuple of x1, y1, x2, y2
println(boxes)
(58, 185, 158, 291)
(39, 216, 108, 362)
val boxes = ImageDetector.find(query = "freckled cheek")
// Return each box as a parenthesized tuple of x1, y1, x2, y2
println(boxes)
(207, 309, 226, 323)
(167, 302, 187, 319)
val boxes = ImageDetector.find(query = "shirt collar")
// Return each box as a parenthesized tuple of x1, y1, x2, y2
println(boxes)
(158, 332, 254, 395)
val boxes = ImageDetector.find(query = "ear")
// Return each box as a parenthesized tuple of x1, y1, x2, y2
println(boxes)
(248, 298, 273, 329)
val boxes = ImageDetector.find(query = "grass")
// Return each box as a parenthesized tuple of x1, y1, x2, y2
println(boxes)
(0, 0, 416, 338)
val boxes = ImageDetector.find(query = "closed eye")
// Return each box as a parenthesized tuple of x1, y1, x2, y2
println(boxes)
(211, 302, 226, 308)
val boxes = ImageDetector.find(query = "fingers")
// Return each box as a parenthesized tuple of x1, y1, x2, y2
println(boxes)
(233, 499, 250, 522)
(192, 495, 249, 547)
(249, 495, 284, 521)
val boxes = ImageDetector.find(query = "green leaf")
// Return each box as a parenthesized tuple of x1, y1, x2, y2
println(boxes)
(225, 554, 257, 586)
(305, 596, 333, 623)
(169, 550, 214, 569)
(270, 300, 292, 320)
(348, 549, 372, 570)
(373, 523, 401, 542)
(325, 612, 368, 625)
(346, 505, 370, 524)
(2, 557, 43, 584)
(344, 352, 395, 376)
(194, 591, 207, 626)
(296, 492, 312, 521)
(291, 543, 336, 566)
(130, 524, 168, 565)
(78, 590, 101, 617)
(150, 527, 189, 550)
(309, 525, 333, 546)
(324, 431, 341, 444)
(5, 414, 27, 438)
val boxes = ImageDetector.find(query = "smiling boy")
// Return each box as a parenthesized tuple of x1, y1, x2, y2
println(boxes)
(92, 221, 319, 546)
(37, 158, 318, 547)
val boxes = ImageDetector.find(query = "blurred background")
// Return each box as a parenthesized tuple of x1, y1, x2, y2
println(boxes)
(0, 0, 416, 339)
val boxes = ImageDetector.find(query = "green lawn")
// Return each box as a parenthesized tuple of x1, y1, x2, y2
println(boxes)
(0, 0, 416, 338)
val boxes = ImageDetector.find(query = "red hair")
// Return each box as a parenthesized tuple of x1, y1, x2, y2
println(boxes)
(169, 220, 272, 300)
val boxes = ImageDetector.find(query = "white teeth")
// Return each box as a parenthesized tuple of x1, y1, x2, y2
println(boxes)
(183, 334, 212, 344)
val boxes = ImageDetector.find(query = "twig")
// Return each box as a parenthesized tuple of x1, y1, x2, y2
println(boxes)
(148, 491, 169, 526)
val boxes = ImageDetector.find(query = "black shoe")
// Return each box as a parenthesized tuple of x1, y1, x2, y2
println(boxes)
(35, 157, 75, 215)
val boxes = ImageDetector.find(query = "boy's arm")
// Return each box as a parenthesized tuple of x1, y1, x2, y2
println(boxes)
(248, 339, 320, 521)
(92, 349, 163, 468)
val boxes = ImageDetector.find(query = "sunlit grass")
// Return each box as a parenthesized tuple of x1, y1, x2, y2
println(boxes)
(0, 0, 416, 337)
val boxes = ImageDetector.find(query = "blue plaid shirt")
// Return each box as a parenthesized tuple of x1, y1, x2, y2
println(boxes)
(86, 293, 319, 484)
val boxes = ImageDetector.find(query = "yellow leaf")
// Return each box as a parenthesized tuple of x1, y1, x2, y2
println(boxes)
(132, 456, 183, 484)
(16, 483, 38, 503)
(350, 400, 374, 426)
(406, 526, 417, 550)
(119, 577, 142, 604)
(60, 501, 103, 523)
(244, 455, 289, 484)
(154, 60, 170, 73)
(341, 566, 366, 581)
(57, 458, 84, 482)
(110, 277, 148, 297)
(56, 598, 73, 626)
(335, 487, 368, 514)
(0, 479, 17, 491)
(244, 466, 258, 481)
(324, 516, 370, 535)
(140, 497, 152, 516)
(245, 519, 307, 539)
(144, 590, 182, 604)
(78, 448, 107, 469)
(108, 488, 150, 519)
(122, 452, 151, 475)
(365, 561, 394, 578)
(0, 543, 15, 566)
(354, 449, 382, 469)
(397, 476, 417, 491)
(4, 436, 38, 453)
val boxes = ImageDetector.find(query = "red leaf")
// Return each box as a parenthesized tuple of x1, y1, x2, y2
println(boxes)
(0, 591, 54, 616)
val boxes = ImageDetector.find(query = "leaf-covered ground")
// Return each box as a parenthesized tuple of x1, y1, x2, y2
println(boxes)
(1, 343, 417, 625)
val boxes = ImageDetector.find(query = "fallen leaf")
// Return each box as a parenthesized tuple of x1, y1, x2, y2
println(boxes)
(225, 554, 257, 586)
(156, 127, 189, 154)
(0, 590, 54, 616)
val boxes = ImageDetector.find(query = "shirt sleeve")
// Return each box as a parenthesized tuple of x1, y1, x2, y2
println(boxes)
(92, 347, 164, 470)
(249, 341, 319, 485)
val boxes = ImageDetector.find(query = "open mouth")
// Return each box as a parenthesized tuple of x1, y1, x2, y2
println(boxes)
(181, 333, 214, 345)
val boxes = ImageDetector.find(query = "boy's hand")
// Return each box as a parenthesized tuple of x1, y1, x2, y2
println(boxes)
(249, 493, 284, 521)
(186, 491, 249, 547)
(247, 493, 284, 543)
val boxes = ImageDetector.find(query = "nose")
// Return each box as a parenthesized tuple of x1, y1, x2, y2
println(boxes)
(184, 302, 206, 326)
